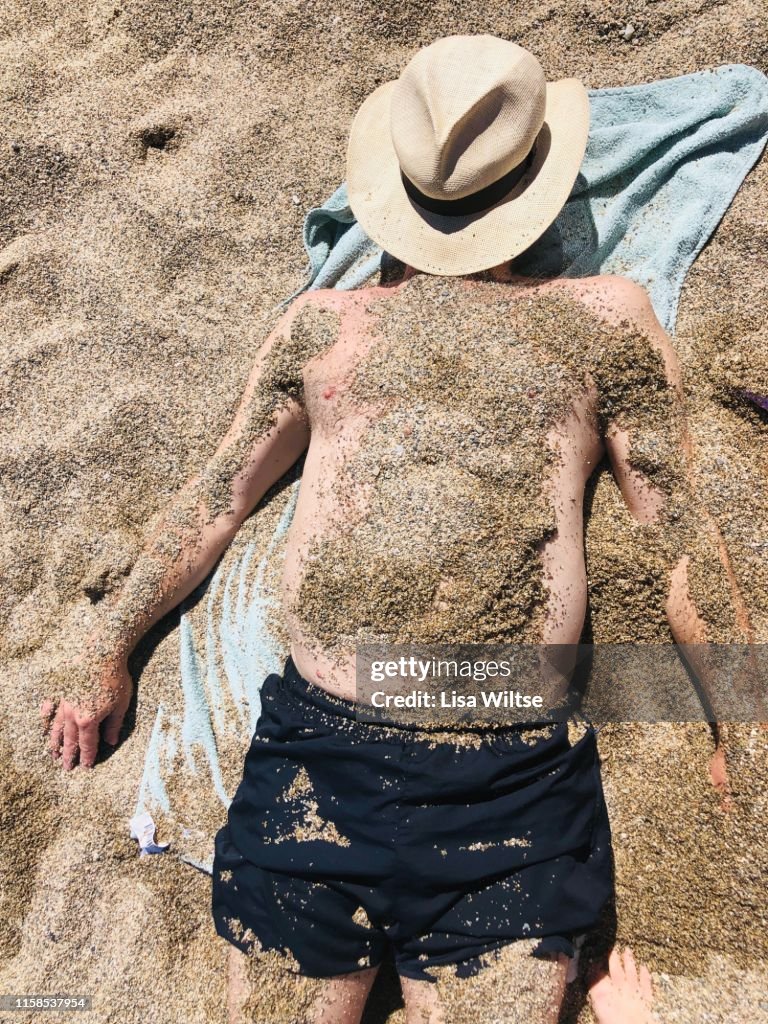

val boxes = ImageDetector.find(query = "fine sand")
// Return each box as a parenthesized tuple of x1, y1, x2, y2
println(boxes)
(1, 2, 767, 1022)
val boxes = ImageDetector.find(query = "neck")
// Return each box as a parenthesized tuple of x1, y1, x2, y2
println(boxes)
(401, 262, 536, 285)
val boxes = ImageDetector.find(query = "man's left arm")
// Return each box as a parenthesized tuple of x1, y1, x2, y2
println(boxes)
(599, 278, 755, 796)
(600, 279, 752, 644)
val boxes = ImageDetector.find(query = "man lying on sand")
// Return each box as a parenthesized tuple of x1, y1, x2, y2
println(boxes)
(42, 34, 750, 1024)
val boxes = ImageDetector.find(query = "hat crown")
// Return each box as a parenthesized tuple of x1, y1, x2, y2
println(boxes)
(391, 36, 547, 202)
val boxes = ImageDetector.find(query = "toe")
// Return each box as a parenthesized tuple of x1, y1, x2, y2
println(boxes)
(623, 947, 639, 989)
(608, 948, 625, 984)
(639, 963, 653, 1003)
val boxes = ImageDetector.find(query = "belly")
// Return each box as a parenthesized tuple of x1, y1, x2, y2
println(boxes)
(280, 437, 559, 656)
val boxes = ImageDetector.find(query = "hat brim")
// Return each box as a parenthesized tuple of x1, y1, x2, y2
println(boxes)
(346, 78, 590, 276)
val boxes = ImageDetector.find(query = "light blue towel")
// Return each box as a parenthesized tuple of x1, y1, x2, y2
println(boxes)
(296, 64, 768, 333)
(134, 64, 768, 872)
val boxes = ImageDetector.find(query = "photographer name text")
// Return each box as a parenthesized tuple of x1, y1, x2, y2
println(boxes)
(369, 690, 543, 709)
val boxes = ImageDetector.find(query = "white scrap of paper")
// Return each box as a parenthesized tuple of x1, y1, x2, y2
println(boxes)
(129, 811, 170, 857)
(567, 934, 587, 984)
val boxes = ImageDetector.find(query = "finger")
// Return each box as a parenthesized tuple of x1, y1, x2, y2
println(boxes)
(608, 947, 624, 983)
(49, 705, 65, 758)
(710, 746, 730, 792)
(102, 702, 128, 747)
(76, 716, 100, 769)
(711, 746, 735, 813)
(62, 713, 79, 770)
(40, 699, 56, 734)
(639, 963, 653, 1002)
(623, 947, 639, 989)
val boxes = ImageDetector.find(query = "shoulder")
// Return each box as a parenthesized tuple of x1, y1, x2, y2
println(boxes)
(289, 285, 390, 311)
(559, 275, 682, 387)
(553, 274, 657, 326)
(288, 284, 400, 338)
(282, 285, 383, 324)
(273, 289, 349, 338)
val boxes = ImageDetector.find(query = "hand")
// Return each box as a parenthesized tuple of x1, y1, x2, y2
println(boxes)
(588, 946, 657, 1024)
(40, 655, 134, 770)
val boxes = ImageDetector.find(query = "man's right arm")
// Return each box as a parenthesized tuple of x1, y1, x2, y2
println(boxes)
(43, 294, 316, 769)
(95, 303, 314, 667)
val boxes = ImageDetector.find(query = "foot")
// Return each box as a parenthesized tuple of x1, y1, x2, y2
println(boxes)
(588, 947, 657, 1024)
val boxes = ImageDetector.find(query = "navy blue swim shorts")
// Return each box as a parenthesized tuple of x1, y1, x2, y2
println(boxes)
(211, 655, 613, 982)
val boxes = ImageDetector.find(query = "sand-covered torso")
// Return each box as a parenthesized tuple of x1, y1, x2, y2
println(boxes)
(279, 275, 690, 686)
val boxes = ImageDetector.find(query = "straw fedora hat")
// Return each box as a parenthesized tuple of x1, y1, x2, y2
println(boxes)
(346, 35, 590, 276)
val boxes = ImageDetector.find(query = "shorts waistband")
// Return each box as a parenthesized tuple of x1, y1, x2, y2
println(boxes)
(275, 655, 584, 737)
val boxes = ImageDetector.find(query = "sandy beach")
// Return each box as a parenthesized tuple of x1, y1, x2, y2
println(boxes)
(0, 1, 766, 1021)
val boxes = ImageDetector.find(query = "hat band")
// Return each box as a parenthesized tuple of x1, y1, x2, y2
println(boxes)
(401, 141, 537, 218)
